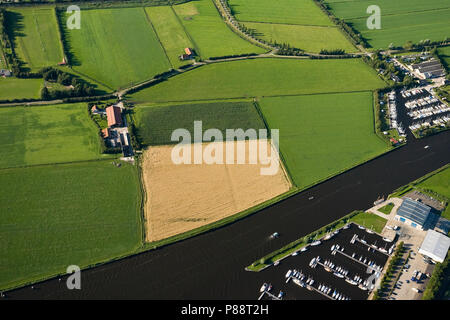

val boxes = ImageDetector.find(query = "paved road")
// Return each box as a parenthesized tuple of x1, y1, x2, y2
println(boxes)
(6, 130, 450, 299)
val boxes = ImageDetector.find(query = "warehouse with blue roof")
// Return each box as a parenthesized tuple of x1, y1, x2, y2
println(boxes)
(395, 197, 431, 230)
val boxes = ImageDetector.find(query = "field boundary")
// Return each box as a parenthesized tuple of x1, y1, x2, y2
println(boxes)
(0, 155, 118, 172)
(170, 5, 203, 59)
(52, 7, 66, 65)
(142, 7, 173, 69)
(252, 99, 296, 188)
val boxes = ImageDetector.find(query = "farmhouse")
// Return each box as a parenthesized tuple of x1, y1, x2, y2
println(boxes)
(418, 230, 450, 263)
(106, 105, 123, 127)
(394, 197, 431, 230)
(179, 47, 194, 60)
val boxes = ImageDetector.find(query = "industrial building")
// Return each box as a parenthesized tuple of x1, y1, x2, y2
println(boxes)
(418, 230, 450, 263)
(395, 198, 431, 230)
(410, 58, 445, 79)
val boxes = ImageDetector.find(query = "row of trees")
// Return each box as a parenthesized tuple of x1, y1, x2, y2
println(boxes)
(313, 0, 368, 47)
(319, 49, 346, 55)
(372, 242, 405, 300)
(422, 251, 450, 300)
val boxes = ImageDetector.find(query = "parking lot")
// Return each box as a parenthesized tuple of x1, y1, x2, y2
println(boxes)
(256, 223, 393, 300)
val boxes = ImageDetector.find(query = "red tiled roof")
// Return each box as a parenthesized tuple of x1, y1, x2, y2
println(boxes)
(106, 106, 122, 127)
(102, 128, 110, 138)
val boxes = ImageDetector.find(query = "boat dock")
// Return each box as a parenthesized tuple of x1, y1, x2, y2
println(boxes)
(352, 234, 391, 256)
(288, 275, 335, 300)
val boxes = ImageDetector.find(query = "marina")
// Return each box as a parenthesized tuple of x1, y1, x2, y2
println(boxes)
(255, 223, 393, 300)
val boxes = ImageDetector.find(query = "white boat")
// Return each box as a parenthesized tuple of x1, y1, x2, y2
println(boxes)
(300, 246, 308, 252)
(291, 251, 298, 256)
(358, 225, 365, 230)
(379, 248, 388, 253)
(343, 224, 350, 229)
(331, 245, 336, 251)
(285, 270, 293, 278)
(358, 284, 367, 291)
(345, 279, 358, 285)
(260, 283, 268, 293)
(309, 258, 316, 267)
(311, 240, 321, 246)
(334, 272, 344, 278)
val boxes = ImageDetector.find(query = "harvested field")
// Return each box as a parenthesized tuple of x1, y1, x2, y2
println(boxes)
(142, 140, 291, 242)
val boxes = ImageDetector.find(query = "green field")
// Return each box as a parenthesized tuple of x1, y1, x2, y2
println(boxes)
(228, 0, 355, 52)
(326, 0, 450, 19)
(173, 0, 265, 59)
(134, 100, 266, 145)
(145, 6, 194, 68)
(349, 212, 387, 233)
(67, 7, 171, 89)
(0, 103, 110, 169)
(325, 0, 450, 49)
(378, 202, 394, 215)
(130, 58, 385, 103)
(0, 161, 142, 290)
(244, 22, 355, 52)
(229, 0, 333, 25)
(258, 92, 390, 188)
(415, 166, 450, 219)
(6, 7, 63, 71)
(0, 77, 42, 100)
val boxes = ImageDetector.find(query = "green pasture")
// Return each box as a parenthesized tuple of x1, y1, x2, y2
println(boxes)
(325, 0, 450, 49)
(229, 0, 333, 26)
(0, 161, 142, 290)
(5, 7, 63, 71)
(258, 91, 390, 188)
(326, 0, 450, 19)
(130, 58, 385, 103)
(173, 0, 265, 59)
(0, 77, 42, 100)
(0, 103, 110, 169)
(349, 9, 450, 49)
(145, 6, 194, 68)
(244, 22, 355, 52)
(66, 7, 171, 89)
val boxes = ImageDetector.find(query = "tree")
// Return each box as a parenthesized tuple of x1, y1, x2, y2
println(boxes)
(41, 87, 50, 100)
(404, 41, 414, 50)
